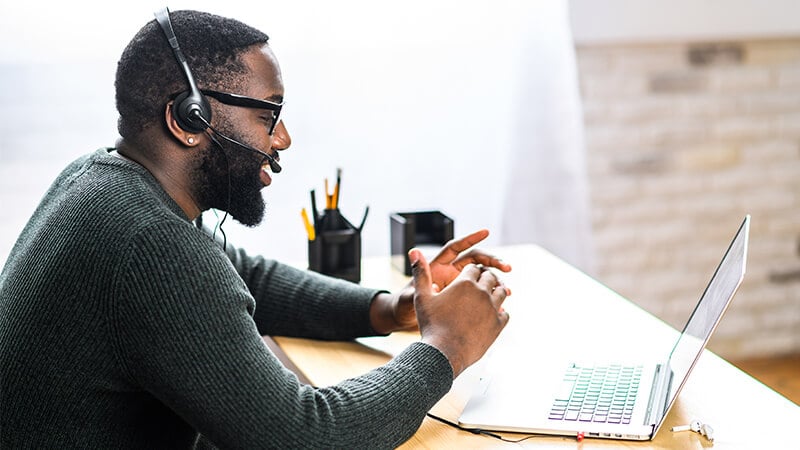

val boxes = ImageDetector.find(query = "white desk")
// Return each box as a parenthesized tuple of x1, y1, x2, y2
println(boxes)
(273, 245, 800, 449)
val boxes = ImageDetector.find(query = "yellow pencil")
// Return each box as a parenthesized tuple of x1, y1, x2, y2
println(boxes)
(301, 208, 316, 241)
(332, 167, 341, 209)
(324, 178, 332, 209)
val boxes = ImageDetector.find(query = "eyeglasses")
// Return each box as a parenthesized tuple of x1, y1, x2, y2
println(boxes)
(169, 89, 283, 135)
(201, 89, 283, 135)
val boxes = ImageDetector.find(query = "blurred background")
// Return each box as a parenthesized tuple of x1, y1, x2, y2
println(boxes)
(1, 0, 797, 386)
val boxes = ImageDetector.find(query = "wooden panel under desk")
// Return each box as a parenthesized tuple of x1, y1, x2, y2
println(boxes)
(273, 245, 800, 449)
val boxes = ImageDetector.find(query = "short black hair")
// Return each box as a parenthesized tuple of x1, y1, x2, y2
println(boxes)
(115, 10, 270, 140)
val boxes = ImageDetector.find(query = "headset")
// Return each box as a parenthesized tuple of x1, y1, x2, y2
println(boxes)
(152, 7, 282, 172)
(154, 7, 212, 134)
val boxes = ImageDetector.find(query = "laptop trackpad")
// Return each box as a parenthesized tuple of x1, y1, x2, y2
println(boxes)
(459, 363, 564, 430)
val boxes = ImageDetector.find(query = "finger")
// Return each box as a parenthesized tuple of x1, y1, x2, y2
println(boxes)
(497, 308, 510, 327)
(454, 249, 512, 273)
(432, 229, 490, 264)
(409, 248, 433, 296)
(490, 281, 510, 311)
(477, 269, 512, 297)
(476, 268, 500, 292)
(454, 263, 485, 283)
(475, 268, 508, 302)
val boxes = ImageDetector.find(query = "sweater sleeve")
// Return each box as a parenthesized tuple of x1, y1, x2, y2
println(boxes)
(112, 222, 453, 449)
(223, 244, 384, 339)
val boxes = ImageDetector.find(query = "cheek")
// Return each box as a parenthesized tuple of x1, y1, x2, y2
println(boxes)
(237, 118, 272, 150)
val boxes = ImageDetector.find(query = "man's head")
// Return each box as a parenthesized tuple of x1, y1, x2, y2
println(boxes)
(116, 10, 270, 140)
(115, 10, 291, 226)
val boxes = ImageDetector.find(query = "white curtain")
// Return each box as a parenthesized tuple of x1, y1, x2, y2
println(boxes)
(499, 1, 595, 273)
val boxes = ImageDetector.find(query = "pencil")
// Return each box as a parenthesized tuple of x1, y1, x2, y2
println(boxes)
(324, 178, 332, 209)
(301, 208, 316, 241)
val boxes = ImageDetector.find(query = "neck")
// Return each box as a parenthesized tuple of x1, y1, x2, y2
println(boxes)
(116, 139, 202, 221)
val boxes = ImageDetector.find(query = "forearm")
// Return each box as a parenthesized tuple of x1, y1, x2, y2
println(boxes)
(127, 319, 452, 448)
(228, 248, 382, 339)
(117, 245, 454, 448)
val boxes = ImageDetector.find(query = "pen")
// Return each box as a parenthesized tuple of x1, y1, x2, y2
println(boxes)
(358, 205, 369, 232)
(310, 189, 318, 230)
(301, 208, 316, 241)
(333, 167, 341, 209)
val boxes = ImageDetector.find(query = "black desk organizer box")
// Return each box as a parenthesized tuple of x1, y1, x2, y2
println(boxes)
(308, 209, 361, 283)
(390, 211, 454, 275)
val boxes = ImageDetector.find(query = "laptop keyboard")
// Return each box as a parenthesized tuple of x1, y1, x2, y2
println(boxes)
(548, 363, 643, 424)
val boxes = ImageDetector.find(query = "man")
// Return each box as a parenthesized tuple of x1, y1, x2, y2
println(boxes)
(0, 9, 510, 449)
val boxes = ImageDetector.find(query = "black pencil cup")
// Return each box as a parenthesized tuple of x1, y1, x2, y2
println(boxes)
(390, 211, 454, 275)
(308, 209, 362, 283)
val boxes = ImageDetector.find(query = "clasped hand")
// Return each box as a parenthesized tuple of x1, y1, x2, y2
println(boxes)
(370, 229, 512, 378)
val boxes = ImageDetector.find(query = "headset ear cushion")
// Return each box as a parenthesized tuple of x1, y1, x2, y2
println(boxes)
(173, 90, 212, 133)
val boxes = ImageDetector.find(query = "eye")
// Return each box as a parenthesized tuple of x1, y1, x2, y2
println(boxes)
(261, 114, 276, 130)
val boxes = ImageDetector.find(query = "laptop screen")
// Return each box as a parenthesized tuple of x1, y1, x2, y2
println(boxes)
(661, 216, 749, 420)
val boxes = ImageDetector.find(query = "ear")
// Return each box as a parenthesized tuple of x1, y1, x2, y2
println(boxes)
(164, 101, 202, 148)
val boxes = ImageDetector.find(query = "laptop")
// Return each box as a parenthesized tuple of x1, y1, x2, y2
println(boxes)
(458, 215, 750, 441)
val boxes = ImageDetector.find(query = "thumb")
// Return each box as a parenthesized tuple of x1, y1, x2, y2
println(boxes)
(409, 248, 433, 297)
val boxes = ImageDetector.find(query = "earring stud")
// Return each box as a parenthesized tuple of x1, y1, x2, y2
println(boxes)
(187, 137, 195, 145)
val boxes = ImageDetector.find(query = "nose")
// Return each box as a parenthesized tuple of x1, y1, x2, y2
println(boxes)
(271, 121, 291, 152)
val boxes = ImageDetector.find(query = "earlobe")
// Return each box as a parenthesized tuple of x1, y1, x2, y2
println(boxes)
(164, 102, 200, 148)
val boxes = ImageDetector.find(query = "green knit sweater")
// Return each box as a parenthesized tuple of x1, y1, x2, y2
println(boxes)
(0, 149, 452, 449)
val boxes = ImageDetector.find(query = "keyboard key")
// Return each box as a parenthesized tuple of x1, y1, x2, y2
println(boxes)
(549, 364, 643, 422)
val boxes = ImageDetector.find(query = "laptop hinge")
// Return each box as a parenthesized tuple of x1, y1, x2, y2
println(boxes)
(644, 363, 667, 425)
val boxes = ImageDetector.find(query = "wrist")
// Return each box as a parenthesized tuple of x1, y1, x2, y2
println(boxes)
(369, 292, 397, 335)
(421, 335, 465, 379)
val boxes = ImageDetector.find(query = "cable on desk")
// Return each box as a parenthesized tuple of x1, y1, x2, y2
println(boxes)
(425, 412, 542, 444)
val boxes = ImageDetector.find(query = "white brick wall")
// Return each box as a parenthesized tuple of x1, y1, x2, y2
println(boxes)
(576, 39, 800, 360)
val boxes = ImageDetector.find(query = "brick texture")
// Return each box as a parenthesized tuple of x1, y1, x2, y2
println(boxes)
(576, 39, 800, 360)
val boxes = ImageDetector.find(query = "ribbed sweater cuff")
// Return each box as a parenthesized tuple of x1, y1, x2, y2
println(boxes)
(393, 341, 454, 397)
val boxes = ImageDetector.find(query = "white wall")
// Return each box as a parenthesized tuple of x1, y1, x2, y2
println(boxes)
(569, 0, 800, 44)
(0, 1, 551, 266)
(568, 1, 800, 359)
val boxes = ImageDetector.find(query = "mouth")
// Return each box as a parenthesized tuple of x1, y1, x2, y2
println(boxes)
(259, 161, 273, 187)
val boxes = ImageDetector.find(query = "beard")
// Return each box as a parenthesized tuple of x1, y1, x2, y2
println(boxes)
(191, 130, 267, 227)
